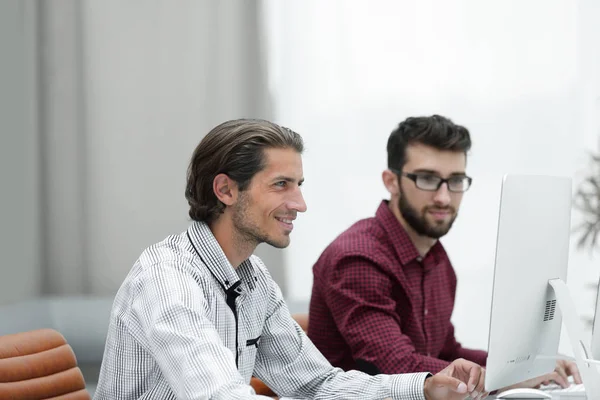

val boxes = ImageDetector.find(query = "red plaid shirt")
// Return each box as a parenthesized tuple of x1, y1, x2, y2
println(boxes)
(308, 200, 487, 374)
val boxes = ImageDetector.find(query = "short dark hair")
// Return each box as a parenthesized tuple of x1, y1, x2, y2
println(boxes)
(185, 119, 304, 223)
(387, 114, 472, 170)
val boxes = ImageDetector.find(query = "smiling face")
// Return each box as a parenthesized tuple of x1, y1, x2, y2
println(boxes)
(392, 143, 467, 239)
(231, 147, 307, 249)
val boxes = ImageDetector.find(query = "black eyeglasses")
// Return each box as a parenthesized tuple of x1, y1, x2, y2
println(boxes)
(391, 169, 473, 193)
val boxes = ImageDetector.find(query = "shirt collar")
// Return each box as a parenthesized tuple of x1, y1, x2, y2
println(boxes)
(375, 200, 445, 268)
(186, 221, 257, 292)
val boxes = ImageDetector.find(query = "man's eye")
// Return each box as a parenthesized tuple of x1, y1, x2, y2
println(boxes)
(449, 177, 466, 185)
(420, 175, 439, 183)
(275, 181, 287, 187)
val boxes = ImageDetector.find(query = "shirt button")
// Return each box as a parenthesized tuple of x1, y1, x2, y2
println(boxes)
(424, 308, 428, 316)
(416, 256, 423, 262)
(427, 352, 431, 357)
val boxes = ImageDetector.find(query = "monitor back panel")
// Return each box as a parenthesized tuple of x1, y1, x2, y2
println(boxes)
(485, 174, 572, 391)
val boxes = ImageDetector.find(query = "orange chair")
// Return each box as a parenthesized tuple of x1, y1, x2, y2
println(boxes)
(0, 328, 90, 400)
(250, 313, 309, 397)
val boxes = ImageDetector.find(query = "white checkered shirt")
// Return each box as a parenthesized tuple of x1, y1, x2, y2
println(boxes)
(94, 221, 430, 399)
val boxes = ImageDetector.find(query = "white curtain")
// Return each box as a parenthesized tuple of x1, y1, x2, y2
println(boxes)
(0, 0, 41, 305)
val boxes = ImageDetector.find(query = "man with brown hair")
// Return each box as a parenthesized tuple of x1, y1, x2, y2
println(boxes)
(95, 118, 486, 400)
(308, 115, 580, 394)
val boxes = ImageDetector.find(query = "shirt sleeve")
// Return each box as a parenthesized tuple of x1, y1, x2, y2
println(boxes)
(129, 262, 274, 399)
(252, 269, 430, 400)
(439, 323, 488, 366)
(321, 254, 454, 374)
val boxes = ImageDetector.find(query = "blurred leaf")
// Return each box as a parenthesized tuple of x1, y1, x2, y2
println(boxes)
(574, 154, 600, 250)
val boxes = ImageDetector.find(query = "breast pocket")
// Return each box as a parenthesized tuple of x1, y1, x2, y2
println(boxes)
(238, 336, 261, 382)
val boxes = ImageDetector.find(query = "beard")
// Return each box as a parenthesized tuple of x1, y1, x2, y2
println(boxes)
(231, 191, 290, 249)
(398, 186, 457, 239)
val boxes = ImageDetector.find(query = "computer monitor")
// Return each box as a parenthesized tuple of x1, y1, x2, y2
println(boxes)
(484, 174, 573, 391)
(592, 277, 600, 360)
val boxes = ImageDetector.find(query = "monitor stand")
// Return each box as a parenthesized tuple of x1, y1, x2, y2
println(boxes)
(548, 279, 600, 398)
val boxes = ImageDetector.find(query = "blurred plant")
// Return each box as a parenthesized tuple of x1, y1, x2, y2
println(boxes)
(573, 154, 600, 329)
(574, 154, 600, 250)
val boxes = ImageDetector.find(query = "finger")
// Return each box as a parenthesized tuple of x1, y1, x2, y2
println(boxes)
(431, 374, 468, 394)
(469, 367, 485, 399)
(555, 366, 569, 385)
(475, 391, 487, 400)
(474, 367, 486, 394)
(549, 371, 569, 388)
(467, 364, 481, 392)
(566, 362, 582, 384)
(477, 391, 490, 400)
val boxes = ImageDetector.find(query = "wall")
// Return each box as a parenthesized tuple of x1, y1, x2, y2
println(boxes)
(265, 0, 600, 351)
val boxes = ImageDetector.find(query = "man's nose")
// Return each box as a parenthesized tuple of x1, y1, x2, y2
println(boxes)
(290, 188, 307, 213)
(433, 182, 451, 205)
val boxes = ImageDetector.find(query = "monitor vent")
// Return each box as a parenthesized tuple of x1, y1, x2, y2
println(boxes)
(543, 299, 556, 322)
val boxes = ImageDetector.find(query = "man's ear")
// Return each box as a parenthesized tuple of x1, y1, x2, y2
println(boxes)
(382, 169, 400, 196)
(213, 173, 238, 206)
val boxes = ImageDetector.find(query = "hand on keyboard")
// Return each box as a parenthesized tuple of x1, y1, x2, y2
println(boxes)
(497, 359, 582, 394)
(539, 383, 586, 398)
(541, 359, 582, 387)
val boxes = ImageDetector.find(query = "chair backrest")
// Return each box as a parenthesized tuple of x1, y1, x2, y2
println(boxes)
(0, 328, 91, 399)
(291, 313, 308, 332)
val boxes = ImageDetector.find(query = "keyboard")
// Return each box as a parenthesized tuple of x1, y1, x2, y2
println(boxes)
(539, 383, 586, 399)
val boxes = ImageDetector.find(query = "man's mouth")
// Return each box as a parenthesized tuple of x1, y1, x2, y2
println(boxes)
(275, 216, 295, 230)
(427, 209, 453, 219)
(276, 217, 294, 224)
